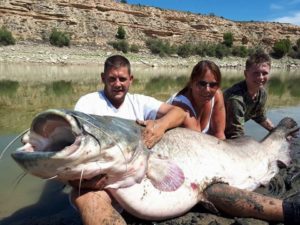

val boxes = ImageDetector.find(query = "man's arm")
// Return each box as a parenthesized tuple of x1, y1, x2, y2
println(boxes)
(253, 93, 274, 132)
(259, 118, 274, 132)
(138, 104, 186, 148)
(225, 98, 246, 139)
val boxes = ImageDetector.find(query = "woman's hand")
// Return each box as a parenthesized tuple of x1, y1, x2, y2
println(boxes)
(136, 119, 165, 149)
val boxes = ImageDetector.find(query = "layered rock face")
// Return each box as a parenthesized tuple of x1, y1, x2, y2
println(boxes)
(1, 0, 300, 48)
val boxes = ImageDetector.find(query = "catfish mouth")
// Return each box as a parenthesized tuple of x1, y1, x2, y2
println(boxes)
(286, 126, 299, 142)
(24, 110, 82, 153)
(282, 117, 300, 141)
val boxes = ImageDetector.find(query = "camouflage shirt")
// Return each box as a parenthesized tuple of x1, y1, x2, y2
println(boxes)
(224, 80, 268, 139)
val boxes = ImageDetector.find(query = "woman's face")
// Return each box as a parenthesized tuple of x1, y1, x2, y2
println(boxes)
(190, 69, 219, 104)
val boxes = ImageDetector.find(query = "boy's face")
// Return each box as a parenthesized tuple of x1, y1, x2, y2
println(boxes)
(101, 66, 133, 108)
(244, 63, 270, 90)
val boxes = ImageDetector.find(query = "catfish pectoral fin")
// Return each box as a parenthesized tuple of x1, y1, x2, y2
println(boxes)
(147, 157, 184, 192)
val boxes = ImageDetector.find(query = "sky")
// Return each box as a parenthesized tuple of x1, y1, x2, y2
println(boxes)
(127, 0, 300, 26)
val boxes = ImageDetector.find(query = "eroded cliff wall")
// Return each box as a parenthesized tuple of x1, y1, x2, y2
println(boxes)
(1, 0, 300, 48)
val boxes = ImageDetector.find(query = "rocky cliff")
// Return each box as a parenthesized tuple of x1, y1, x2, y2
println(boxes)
(1, 0, 300, 49)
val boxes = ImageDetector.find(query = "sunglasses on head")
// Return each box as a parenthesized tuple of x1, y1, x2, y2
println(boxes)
(196, 80, 219, 88)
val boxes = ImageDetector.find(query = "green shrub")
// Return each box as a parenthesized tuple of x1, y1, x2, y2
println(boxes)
(177, 43, 194, 58)
(232, 46, 248, 57)
(223, 32, 234, 47)
(215, 44, 230, 59)
(116, 26, 126, 39)
(49, 29, 70, 47)
(272, 39, 291, 58)
(145, 38, 176, 57)
(130, 44, 139, 53)
(109, 40, 129, 53)
(247, 48, 256, 56)
(0, 26, 16, 46)
(204, 44, 217, 57)
(194, 42, 207, 56)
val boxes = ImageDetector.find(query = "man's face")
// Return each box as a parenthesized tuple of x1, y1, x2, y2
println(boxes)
(244, 63, 270, 90)
(101, 66, 133, 108)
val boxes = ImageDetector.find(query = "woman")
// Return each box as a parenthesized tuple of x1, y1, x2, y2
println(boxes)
(168, 60, 226, 140)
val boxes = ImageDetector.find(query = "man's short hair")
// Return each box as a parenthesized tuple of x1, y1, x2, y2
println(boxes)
(104, 55, 131, 74)
(245, 50, 271, 70)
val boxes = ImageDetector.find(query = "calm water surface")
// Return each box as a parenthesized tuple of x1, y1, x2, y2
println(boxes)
(0, 63, 300, 223)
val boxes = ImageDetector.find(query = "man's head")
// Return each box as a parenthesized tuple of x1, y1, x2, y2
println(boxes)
(244, 51, 271, 91)
(101, 55, 133, 108)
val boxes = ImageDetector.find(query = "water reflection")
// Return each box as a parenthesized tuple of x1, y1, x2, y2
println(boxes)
(0, 63, 100, 82)
(0, 63, 300, 135)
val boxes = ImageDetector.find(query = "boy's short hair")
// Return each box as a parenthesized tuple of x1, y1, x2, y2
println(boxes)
(245, 51, 271, 70)
(104, 55, 131, 74)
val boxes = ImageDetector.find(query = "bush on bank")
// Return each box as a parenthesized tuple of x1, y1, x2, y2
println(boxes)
(272, 39, 292, 58)
(49, 29, 70, 47)
(0, 26, 16, 46)
(116, 26, 126, 40)
(145, 38, 177, 57)
(108, 40, 140, 53)
(143, 35, 300, 60)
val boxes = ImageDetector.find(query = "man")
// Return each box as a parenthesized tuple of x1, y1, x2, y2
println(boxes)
(72, 54, 186, 225)
(224, 51, 274, 139)
(75, 55, 186, 149)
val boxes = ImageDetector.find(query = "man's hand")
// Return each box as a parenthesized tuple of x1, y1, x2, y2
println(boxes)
(136, 119, 165, 149)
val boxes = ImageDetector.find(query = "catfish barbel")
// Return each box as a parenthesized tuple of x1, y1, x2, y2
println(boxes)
(11, 109, 299, 220)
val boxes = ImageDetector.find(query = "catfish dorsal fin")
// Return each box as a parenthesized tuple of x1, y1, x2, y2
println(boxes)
(146, 157, 184, 192)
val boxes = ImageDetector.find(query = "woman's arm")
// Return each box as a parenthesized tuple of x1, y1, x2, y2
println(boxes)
(209, 89, 226, 140)
(138, 103, 186, 148)
(171, 101, 201, 132)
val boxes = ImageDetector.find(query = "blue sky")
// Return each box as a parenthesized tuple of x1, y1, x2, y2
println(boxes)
(127, 0, 300, 25)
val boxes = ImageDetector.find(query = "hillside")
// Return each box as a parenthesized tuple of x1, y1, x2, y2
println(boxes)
(1, 0, 300, 49)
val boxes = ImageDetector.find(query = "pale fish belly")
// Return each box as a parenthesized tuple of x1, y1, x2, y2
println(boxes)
(107, 127, 290, 220)
(109, 178, 200, 220)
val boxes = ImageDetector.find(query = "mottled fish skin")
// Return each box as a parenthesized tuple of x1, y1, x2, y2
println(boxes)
(11, 109, 298, 220)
